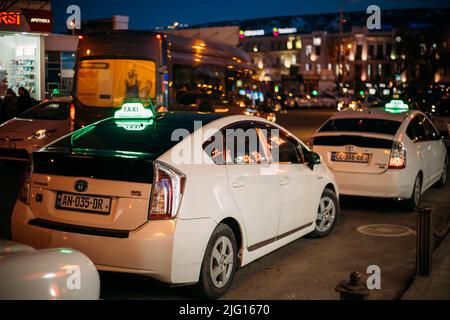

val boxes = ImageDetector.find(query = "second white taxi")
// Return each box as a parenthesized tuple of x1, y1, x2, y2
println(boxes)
(0, 98, 74, 161)
(12, 103, 339, 299)
(309, 100, 448, 210)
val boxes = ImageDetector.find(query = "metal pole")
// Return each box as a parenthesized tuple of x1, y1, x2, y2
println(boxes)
(416, 207, 433, 277)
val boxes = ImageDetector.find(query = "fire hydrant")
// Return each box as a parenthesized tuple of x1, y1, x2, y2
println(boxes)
(335, 271, 370, 300)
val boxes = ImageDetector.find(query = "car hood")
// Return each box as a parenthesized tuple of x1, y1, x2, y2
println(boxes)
(0, 118, 66, 138)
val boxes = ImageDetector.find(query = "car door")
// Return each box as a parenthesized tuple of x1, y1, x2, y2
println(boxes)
(407, 115, 435, 189)
(264, 124, 316, 237)
(422, 116, 446, 182)
(224, 121, 281, 250)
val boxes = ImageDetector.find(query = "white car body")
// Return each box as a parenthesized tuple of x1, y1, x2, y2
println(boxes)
(0, 98, 73, 161)
(12, 112, 338, 295)
(310, 108, 448, 199)
(0, 240, 100, 300)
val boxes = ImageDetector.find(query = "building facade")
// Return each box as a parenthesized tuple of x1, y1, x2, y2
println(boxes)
(176, 8, 450, 96)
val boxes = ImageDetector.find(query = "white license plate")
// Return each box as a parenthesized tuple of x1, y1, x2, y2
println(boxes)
(331, 152, 370, 163)
(55, 192, 111, 215)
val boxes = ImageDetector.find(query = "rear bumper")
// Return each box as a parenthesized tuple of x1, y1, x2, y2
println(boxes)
(11, 201, 216, 284)
(334, 169, 416, 199)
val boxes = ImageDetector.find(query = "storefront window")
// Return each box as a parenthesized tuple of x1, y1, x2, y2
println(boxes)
(45, 51, 76, 98)
(0, 33, 40, 99)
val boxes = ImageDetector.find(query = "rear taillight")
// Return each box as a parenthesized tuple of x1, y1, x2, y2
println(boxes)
(70, 103, 76, 132)
(19, 162, 33, 204)
(70, 103, 75, 121)
(389, 141, 407, 169)
(149, 161, 186, 220)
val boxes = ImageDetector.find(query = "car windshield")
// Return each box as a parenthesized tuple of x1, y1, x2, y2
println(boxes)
(319, 118, 402, 135)
(19, 102, 70, 120)
(48, 112, 223, 156)
(436, 99, 450, 117)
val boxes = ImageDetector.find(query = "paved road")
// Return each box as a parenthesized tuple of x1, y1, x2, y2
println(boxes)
(0, 108, 449, 300)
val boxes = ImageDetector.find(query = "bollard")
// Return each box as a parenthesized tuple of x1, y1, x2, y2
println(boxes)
(416, 207, 433, 277)
(335, 271, 370, 300)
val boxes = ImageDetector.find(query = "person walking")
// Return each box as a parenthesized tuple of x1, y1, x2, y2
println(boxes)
(0, 89, 18, 123)
(17, 87, 34, 114)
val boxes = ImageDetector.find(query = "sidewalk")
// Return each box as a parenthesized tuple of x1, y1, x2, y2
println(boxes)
(402, 232, 450, 300)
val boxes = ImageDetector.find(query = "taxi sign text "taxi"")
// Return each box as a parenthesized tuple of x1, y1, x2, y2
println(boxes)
(114, 103, 154, 119)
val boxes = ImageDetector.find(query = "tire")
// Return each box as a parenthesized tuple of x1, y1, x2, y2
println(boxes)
(193, 223, 238, 299)
(434, 156, 448, 188)
(403, 174, 422, 211)
(309, 188, 340, 238)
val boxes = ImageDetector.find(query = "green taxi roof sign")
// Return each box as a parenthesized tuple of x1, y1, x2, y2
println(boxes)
(114, 103, 154, 119)
(385, 99, 409, 113)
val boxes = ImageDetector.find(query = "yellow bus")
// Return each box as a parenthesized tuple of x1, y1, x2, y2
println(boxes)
(73, 30, 275, 126)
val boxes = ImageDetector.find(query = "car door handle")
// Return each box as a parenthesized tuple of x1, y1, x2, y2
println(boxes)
(232, 178, 246, 188)
(280, 176, 290, 186)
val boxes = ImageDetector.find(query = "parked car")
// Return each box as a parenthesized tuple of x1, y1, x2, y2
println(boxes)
(295, 94, 313, 108)
(0, 98, 73, 161)
(316, 93, 337, 108)
(336, 95, 358, 111)
(309, 101, 448, 210)
(431, 97, 450, 147)
(0, 240, 100, 300)
(359, 96, 385, 109)
(12, 103, 339, 299)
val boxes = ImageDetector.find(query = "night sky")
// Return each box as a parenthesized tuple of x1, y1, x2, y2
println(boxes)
(52, 0, 450, 32)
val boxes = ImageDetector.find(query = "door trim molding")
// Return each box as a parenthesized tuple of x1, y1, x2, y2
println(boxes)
(247, 222, 314, 252)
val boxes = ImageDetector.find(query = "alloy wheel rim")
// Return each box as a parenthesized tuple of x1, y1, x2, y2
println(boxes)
(210, 236, 234, 288)
(316, 196, 336, 233)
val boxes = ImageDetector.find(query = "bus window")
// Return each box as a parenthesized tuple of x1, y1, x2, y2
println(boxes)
(173, 65, 225, 107)
(226, 69, 264, 107)
(77, 59, 156, 108)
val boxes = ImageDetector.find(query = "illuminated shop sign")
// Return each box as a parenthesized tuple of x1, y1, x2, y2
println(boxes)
(30, 17, 50, 24)
(240, 27, 297, 38)
(239, 29, 265, 38)
(0, 12, 21, 25)
(273, 27, 298, 37)
(0, 8, 52, 32)
(278, 27, 297, 34)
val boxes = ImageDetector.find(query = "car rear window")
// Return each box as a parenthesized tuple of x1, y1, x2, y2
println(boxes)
(49, 113, 222, 157)
(20, 102, 70, 120)
(319, 118, 402, 135)
(313, 135, 393, 149)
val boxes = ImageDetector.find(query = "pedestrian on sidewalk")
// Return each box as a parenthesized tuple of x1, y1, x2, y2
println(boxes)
(0, 88, 18, 124)
(17, 87, 35, 114)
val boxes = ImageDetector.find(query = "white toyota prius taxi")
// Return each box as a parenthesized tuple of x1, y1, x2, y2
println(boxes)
(309, 100, 448, 210)
(12, 103, 339, 298)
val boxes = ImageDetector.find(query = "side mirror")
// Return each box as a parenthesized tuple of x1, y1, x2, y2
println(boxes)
(307, 151, 321, 169)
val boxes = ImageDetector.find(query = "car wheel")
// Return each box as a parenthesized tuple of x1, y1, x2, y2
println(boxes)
(434, 156, 448, 188)
(193, 223, 238, 299)
(309, 188, 339, 238)
(403, 174, 422, 211)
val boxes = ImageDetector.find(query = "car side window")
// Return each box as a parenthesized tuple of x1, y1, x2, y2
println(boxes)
(262, 124, 302, 164)
(406, 116, 426, 143)
(422, 117, 440, 141)
(222, 121, 269, 165)
(202, 131, 225, 165)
